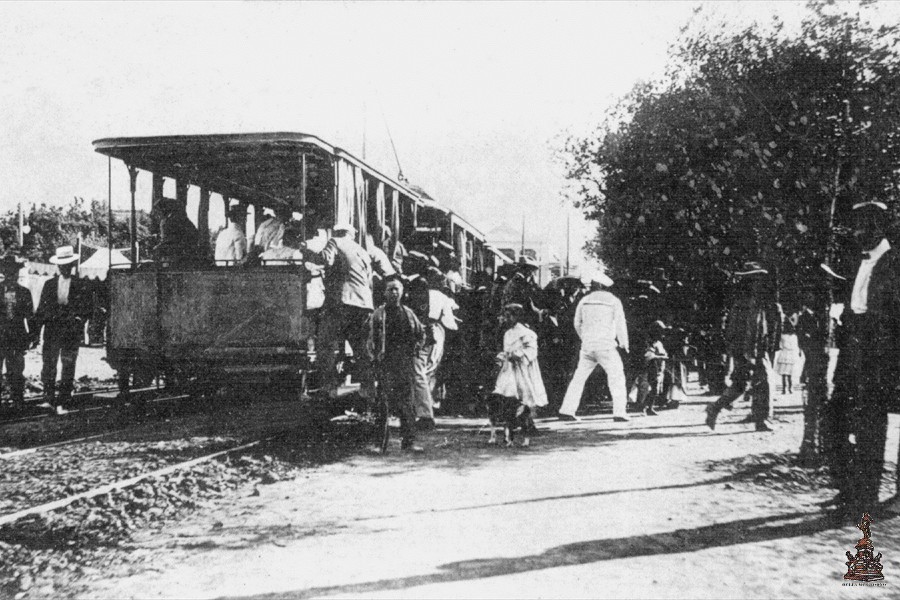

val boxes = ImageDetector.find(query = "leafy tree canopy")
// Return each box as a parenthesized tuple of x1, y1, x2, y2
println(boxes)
(563, 0, 900, 323)
(0, 198, 151, 262)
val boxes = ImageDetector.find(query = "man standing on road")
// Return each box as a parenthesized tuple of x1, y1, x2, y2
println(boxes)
(558, 271, 631, 422)
(34, 246, 91, 415)
(368, 275, 426, 453)
(0, 255, 34, 411)
(705, 261, 780, 432)
(827, 201, 900, 519)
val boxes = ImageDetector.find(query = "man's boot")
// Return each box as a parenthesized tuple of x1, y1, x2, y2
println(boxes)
(705, 404, 720, 430)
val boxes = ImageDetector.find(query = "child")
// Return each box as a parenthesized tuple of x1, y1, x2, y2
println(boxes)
(775, 317, 801, 395)
(492, 303, 548, 440)
(368, 275, 426, 453)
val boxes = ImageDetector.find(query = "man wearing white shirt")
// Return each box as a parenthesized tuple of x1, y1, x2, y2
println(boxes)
(558, 271, 631, 422)
(827, 201, 900, 520)
(34, 246, 91, 414)
(215, 205, 248, 265)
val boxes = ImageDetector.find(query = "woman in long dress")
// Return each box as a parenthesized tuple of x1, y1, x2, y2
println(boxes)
(493, 303, 548, 416)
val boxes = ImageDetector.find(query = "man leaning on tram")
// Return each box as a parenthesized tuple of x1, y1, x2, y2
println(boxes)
(305, 220, 394, 399)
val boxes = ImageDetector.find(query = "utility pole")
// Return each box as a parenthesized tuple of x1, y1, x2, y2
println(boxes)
(520, 214, 525, 260)
(566, 212, 571, 276)
(17, 203, 24, 246)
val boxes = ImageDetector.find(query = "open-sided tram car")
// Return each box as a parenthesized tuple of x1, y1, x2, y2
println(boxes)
(94, 132, 488, 397)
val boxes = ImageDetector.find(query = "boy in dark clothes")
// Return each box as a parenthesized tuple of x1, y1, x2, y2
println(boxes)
(368, 275, 426, 453)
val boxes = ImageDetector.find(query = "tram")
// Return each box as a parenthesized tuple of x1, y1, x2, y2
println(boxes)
(93, 132, 489, 395)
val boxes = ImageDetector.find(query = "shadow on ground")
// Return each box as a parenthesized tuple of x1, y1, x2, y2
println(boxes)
(218, 510, 873, 600)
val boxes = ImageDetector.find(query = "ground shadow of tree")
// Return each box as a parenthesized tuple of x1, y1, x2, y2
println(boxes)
(218, 510, 865, 600)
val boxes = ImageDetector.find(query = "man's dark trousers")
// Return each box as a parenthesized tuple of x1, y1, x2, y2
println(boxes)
(42, 326, 80, 407)
(378, 357, 416, 445)
(1, 346, 25, 404)
(321, 304, 372, 393)
(709, 357, 771, 424)
(828, 312, 896, 511)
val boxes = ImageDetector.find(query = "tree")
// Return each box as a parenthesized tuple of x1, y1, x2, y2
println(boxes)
(0, 197, 151, 261)
(562, 1, 900, 460)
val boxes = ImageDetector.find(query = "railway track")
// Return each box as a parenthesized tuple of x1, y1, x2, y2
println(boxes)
(0, 386, 183, 426)
(0, 436, 274, 527)
(0, 393, 324, 522)
(0, 391, 372, 599)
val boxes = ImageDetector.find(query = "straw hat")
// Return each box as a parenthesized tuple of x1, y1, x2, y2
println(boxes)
(49, 245, 80, 265)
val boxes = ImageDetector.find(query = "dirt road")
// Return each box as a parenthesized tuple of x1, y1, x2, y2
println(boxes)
(80, 394, 899, 599)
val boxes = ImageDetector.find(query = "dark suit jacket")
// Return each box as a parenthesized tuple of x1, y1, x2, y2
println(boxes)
(836, 246, 900, 410)
(0, 283, 35, 350)
(34, 275, 92, 342)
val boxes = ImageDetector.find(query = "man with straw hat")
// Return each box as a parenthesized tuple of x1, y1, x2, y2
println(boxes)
(0, 254, 33, 410)
(34, 245, 91, 415)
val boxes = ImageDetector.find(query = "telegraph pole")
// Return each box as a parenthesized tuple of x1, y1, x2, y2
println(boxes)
(17, 203, 24, 246)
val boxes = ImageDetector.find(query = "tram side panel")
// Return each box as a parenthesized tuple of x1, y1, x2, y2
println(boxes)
(108, 268, 309, 379)
(107, 270, 161, 368)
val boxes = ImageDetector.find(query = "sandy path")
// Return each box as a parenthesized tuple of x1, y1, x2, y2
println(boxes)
(82, 395, 899, 599)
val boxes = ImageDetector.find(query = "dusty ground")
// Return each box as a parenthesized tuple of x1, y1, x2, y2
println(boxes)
(72, 392, 899, 600)
(20, 346, 117, 393)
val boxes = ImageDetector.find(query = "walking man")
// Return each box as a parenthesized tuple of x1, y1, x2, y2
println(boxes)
(368, 275, 426, 453)
(0, 255, 33, 410)
(705, 261, 780, 432)
(34, 246, 91, 415)
(558, 271, 631, 422)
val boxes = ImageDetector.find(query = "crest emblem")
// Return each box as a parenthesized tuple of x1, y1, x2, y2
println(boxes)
(844, 513, 884, 582)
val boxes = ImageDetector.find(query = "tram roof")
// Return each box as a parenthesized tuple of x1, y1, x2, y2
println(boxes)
(92, 132, 425, 210)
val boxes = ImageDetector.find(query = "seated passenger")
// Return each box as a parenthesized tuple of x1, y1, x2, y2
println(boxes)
(154, 198, 204, 266)
(215, 205, 248, 265)
(254, 206, 289, 252)
(260, 227, 303, 265)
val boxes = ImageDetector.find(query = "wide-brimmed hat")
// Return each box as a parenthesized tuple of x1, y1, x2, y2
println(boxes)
(734, 261, 768, 276)
(852, 201, 888, 211)
(589, 271, 614, 287)
(517, 256, 539, 270)
(49, 245, 80, 265)
(0, 255, 25, 271)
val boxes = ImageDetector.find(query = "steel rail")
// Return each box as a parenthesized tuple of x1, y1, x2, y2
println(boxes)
(0, 436, 277, 527)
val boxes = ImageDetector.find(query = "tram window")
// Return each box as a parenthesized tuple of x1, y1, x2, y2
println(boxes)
(162, 177, 176, 199)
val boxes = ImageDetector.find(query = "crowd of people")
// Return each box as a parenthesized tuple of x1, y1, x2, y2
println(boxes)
(1, 197, 898, 520)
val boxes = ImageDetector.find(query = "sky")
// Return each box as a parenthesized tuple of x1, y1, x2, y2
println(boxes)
(0, 0, 886, 266)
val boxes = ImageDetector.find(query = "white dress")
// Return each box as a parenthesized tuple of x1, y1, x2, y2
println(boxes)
(493, 323, 548, 408)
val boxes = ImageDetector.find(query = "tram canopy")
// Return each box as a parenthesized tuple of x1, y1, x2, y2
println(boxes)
(92, 132, 423, 212)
